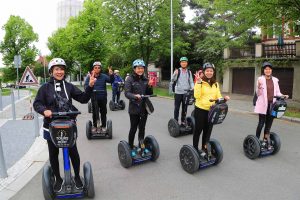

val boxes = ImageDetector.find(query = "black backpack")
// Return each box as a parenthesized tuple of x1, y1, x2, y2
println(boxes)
(172, 68, 191, 93)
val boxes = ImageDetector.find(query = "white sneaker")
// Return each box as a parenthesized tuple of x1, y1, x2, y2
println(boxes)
(101, 127, 107, 132)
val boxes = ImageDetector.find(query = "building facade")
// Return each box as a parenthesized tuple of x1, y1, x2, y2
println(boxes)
(57, 0, 83, 28)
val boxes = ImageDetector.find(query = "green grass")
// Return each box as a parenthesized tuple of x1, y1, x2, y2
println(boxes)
(153, 87, 173, 98)
(285, 107, 300, 118)
(1, 88, 11, 96)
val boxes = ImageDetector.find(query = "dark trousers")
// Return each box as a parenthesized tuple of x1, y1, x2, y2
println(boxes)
(128, 114, 148, 148)
(92, 98, 107, 127)
(47, 140, 80, 179)
(256, 103, 274, 139)
(174, 93, 187, 122)
(193, 107, 213, 150)
(112, 88, 120, 103)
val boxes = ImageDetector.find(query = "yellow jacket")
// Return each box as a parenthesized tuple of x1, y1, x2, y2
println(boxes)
(194, 81, 222, 111)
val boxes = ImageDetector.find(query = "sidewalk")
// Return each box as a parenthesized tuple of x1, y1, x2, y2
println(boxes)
(0, 90, 47, 200)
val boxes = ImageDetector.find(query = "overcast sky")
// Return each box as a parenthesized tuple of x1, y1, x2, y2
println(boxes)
(0, 0, 194, 66)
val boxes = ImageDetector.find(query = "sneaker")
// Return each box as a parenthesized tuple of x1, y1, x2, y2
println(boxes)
(92, 127, 97, 132)
(54, 178, 64, 192)
(181, 122, 186, 127)
(131, 150, 137, 157)
(74, 176, 83, 189)
(200, 151, 206, 158)
(101, 127, 107, 132)
(144, 148, 150, 154)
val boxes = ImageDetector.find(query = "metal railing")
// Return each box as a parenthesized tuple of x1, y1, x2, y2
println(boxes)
(263, 42, 296, 58)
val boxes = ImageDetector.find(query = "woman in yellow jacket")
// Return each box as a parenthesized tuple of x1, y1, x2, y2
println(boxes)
(193, 63, 230, 157)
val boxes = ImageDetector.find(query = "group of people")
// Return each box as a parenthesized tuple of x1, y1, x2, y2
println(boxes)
(33, 56, 287, 192)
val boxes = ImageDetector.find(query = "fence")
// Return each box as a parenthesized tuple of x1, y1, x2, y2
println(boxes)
(262, 42, 296, 58)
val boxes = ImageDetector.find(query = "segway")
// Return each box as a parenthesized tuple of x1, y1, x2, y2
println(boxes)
(42, 111, 95, 200)
(243, 96, 287, 159)
(86, 90, 112, 139)
(179, 98, 228, 174)
(109, 82, 126, 111)
(118, 95, 160, 168)
(168, 89, 195, 137)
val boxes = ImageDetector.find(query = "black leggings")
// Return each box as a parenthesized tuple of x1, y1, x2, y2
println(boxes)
(256, 103, 274, 139)
(193, 107, 213, 150)
(47, 140, 80, 179)
(128, 114, 148, 148)
(92, 98, 107, 127)
(174, 94, 187, 122)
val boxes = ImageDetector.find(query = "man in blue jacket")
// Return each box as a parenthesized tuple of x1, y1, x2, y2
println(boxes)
(112, 69, 124, 104)
(85, 61, 114, 132)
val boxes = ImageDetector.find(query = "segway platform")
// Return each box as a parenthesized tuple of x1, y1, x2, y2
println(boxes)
(86, 120, 112, 139)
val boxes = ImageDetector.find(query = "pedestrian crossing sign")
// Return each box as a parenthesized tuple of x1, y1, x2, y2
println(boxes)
(19, 66, 38, 86)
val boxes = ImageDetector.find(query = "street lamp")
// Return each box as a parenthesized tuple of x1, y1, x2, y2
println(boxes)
(43, 56, 46, 83)
(170, 0, 174, 79)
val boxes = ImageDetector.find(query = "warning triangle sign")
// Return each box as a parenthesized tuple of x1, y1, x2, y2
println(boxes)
(19, 66, 39, 86)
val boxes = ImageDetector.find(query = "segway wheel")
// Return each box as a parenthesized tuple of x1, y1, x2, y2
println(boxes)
(168, 119, 180, 137)
(88, 102, 92, 113)
(191, 110, 195, 117)
(145, 135, 160, 161)
(119, 100, 126, 110)
(42, 164, 54, 200)
(179, 145, 199, 174)
(243, 135, 261, 159)
(270, 132, 281, 155)
(86, 121, 92, 140)
(83, 162, 95, 198)
(107, 120, 113, 139)
(209, 139, 223, 165)
(186, 116, 195, 135)
(118, 141, 132, 168)
(109, 100, 115, 111)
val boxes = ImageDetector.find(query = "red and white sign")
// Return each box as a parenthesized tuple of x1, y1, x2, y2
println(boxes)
(148, 71, 158, 87)
(19, 66, 38, 86)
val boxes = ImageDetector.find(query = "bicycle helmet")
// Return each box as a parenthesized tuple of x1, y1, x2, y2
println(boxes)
(180, 57, 188, 62)
(132, 59, 145, 68)
(48, 58, 66, 73)
(262, 62, 273, 69)
(202, 62, 215, 71)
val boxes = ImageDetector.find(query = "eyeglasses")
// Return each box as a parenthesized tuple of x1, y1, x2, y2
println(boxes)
(94, 67, 101, 69)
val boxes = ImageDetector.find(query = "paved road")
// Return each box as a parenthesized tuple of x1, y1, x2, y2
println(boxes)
(10, 94, 300, 200)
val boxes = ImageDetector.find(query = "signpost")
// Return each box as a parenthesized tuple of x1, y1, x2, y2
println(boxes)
(14, 55, 21, 99)
(19, 66, 38, 120)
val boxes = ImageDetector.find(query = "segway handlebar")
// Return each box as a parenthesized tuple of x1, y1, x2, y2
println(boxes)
(141, 94, 157, 98)
(209, 98, 226, 104)
(93, 89, 106, 93)
(274, 95, 287, 100)
(52, 111, 81, 116)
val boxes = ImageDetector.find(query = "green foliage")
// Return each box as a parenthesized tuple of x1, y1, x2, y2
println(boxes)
(0, 15, 38, 82)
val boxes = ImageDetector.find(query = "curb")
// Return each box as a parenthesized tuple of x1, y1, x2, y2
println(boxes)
(0, 95, 30, 114)
(0, 134, 48, 200)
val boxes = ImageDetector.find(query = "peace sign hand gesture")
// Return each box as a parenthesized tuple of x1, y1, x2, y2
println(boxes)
(89, 71, 96, 87)
(108, 66, 113, 75)
(194, 70, 203, 83)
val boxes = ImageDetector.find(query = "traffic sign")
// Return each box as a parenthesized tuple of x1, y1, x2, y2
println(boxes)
(14, 55, 21, 68)
(19, 66, 38, 86)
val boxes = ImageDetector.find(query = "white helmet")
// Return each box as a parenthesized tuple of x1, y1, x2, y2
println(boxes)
(93, 61, 102, 67)
(48, 58, 66, 73)
(114, 69, 119, 73)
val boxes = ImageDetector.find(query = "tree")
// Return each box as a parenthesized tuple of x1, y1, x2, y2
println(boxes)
(0, 15, 38, 81)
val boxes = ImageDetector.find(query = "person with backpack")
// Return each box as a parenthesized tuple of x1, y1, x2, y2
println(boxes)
(171, 57, 194, 125)
(193, 62, 230, 157)
(254, 62, 288, 148)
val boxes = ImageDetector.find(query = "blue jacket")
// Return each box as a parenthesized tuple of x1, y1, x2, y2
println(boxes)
(112, 75, 124, 89)
(84, 73, 114, 100)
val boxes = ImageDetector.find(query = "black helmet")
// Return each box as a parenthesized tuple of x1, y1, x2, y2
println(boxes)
(262, 62, 273, 69)
(203, 62, 215, 71)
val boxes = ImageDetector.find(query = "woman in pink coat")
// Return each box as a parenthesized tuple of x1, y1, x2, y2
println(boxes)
(254, 62, 288, 147)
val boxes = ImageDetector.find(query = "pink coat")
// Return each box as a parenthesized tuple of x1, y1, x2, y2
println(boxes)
(254, 76, 283, 114)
